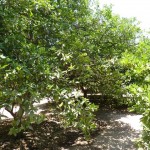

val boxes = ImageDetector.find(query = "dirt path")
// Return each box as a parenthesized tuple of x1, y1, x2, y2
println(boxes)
(64, 109, 142, 150)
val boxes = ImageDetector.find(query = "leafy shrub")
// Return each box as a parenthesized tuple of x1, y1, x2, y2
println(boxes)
(120, 37, 150, 149)
(58, 90, 98, 139)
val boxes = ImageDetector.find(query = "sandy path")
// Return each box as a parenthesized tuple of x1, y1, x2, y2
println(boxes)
(65, 109, 142, 150)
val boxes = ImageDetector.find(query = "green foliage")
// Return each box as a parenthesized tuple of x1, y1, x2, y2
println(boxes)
(62, 5, 141, 105)
(120, 37, 150, 148)
(0, 0, 98, 137)
(0, 0, 57, 135)
(58, 90, 98, 139)
(0, 0, 146, 140)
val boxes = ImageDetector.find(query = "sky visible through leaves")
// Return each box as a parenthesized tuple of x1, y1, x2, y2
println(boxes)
(99, 0, 150, 30)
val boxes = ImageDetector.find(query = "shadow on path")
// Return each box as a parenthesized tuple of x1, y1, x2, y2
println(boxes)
(65, 109, 142, 150)
(0, 100, 142, 150)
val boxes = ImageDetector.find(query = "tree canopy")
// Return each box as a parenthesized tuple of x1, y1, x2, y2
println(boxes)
(0, 0, 150, 148)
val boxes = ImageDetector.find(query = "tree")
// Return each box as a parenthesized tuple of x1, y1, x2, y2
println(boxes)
(58, 5, 141, 103)
(0, 0, 143, 139)
(0, 0, 54, 135)
(0, 0, 98, 137)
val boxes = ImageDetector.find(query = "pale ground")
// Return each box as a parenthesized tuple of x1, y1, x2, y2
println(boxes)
(65, 109, 142, 150)
(0, 98, 51, 119)
(0, 99, 142, 150)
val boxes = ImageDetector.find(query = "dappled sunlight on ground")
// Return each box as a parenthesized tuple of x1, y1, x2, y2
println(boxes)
(0, 99, 142, 149)
(66, 109, 142, 150)
(116, 115, 142, 131)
